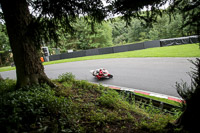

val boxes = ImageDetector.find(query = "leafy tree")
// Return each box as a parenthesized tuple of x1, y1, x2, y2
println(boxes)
(0, 0, 108, 88)
(128, 19, 150, 42)
(0, 24, 12, 66)
(110, 18, 129, 45)
(0, 24, 10, 51)
(72, 19, 113, 50)
(50, 18, 113, 51)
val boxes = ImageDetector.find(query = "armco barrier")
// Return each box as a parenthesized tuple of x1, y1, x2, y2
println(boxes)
(160, 38, 175, 47)
(174, 37, 189, 45)
(160, 35, 199, 47)
(179, 37, 190, 44)
(189, 35, 199, 43)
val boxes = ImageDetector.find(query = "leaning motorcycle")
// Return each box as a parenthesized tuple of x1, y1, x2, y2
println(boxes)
(90, 68, 113, 79)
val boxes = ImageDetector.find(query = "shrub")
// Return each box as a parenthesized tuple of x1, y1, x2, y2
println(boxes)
(97, 89, 130, 110)
(0, 78, 16, 94)
(0, 84, 79, 133)
(58, 72, 75, 83)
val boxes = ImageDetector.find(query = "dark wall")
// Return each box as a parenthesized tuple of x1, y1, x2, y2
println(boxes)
(86, 49, 99, 56)
(98, 47, 114, 55)
(160, 39, 175, 47)
(189, 36, 199, 44)
(144, 40, 160, 49)
(49, 54, 60, 61)
(113, 45, 129, 53)
(160, 36, 199, 47)
(73, 51, 86, 58)
(128, 43, 144, 51)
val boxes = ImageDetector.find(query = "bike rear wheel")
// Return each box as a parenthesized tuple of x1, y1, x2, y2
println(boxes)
(109, 75, 113, 78)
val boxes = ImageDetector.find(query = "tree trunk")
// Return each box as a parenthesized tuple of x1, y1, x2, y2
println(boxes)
(1, 0, 54, 88)
(174, 91, 200, 132)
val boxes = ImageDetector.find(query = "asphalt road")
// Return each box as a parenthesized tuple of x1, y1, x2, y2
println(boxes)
(1, 58, 195, 97)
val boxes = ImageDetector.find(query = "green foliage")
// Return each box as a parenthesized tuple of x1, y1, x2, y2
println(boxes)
(110, 18, 129, 45)
(97, 89, 130, 110)
(0, 24, 10, 51)
(58, 72, 75, 83)
(0, 78, 16, 94)
(0, 84, 80, 132)
(176, 58, 200, 110)
(50, 18, 113, 52)
(0, 24, 13, 67)
(111, 12, 196, 45)
(0, 76, 182, 133)
(46, 10, 197, 51)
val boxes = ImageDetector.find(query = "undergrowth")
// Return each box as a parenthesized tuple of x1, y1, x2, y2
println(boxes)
(0, 73, 182, 133)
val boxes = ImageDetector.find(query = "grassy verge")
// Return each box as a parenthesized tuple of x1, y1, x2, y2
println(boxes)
(0, 66, 16, 72)
(44, 44, 200, 65)
(0, 73, 183, 133)
(0, 44, 199, 72)
(135, 92, 181, 106)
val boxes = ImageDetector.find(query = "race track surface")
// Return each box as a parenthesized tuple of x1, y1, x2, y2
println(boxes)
(1, 58, 195, 97)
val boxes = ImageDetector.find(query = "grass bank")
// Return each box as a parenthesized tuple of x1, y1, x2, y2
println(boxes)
(0, 73, 182, 133)
(44, 44, 200, 65)
(0, 44, 199, 72)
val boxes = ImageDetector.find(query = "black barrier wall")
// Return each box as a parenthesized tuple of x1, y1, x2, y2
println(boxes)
(128, 43, 144, 51)
(160, 35, 199, 47)
(98, 47, 114, 55)
(144, 40, 160, 49)
(49, 35, 199, 61)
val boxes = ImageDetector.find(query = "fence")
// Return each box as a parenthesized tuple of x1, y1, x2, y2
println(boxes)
(49, 35, 199, 61)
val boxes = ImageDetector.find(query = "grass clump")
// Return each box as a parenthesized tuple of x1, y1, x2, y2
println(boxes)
(0, 73, 182, 133)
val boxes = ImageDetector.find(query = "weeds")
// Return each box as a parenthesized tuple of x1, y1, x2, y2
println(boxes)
(58, 72, 75, 83)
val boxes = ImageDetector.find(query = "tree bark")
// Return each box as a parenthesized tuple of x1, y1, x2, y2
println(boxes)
(174, 89, 200, 132)
(1, 0, 54, 88)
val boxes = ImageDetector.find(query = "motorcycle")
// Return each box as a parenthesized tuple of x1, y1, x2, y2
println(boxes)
(90, 68, 113, 79)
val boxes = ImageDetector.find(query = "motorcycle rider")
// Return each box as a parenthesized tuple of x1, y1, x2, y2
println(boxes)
(90, 68, 113, 79)
(96, 68, 104, 79)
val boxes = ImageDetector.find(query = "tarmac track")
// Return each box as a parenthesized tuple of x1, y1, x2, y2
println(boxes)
(1, 58, 195, 97)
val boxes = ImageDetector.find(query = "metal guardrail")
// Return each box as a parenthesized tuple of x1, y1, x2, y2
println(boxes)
(117, 90, 182, 114)
(91, 82, 182, 113)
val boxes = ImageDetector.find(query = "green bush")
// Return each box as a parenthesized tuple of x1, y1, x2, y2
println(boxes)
(0, 84, 79, 133)
(58, 72, 75, 83)
(0, 78, 180, 133)
(0, 78, 16, 94)
(97, 89, 130, 110)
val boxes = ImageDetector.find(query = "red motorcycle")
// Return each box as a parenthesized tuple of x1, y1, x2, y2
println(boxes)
(90, 68, 113, 79)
